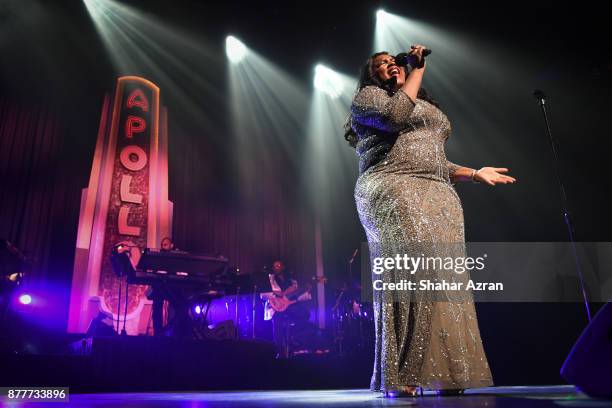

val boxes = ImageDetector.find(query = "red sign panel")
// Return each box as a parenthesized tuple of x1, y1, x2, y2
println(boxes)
(100, 77, 159, 314)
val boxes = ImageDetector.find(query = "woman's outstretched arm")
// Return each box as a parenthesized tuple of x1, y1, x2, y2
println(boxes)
(450, 166, 516, 185)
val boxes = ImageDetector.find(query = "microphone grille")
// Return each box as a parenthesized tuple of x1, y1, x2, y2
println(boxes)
(533, 89, 546, 99)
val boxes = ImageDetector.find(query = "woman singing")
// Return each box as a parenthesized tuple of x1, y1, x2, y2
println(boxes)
(345, 46, 515, 396)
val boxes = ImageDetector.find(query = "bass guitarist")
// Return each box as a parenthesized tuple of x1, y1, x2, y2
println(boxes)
(266, 259, 310, 358)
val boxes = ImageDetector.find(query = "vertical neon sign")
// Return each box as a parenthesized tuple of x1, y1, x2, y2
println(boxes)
(68, 77, 172, 334)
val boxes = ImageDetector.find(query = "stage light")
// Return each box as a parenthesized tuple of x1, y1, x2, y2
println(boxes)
(82, 0, 223, 138)
(305, 65, 358, 256)
(227, 41, 309, 203)
(194, 305, 202, 315)
(19, 294, 32, 305)
(376, 9, 388, 22)
(226, 36, 247, 64)
(314, 64, 344, 99)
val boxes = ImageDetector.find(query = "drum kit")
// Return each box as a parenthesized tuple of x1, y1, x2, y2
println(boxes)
(331, 282, 374, 355)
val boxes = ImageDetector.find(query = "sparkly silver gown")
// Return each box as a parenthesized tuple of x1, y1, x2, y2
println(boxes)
(350, 86, 493, 391)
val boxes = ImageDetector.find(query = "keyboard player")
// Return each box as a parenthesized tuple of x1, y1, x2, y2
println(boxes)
(147, 237, 179, 336)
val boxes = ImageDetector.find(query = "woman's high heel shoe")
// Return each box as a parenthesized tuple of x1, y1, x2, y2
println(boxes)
(383, 386, 421, 398)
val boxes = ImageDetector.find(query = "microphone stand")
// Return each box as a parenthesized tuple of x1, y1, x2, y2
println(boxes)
(122, 280, 129, 336)
(116, 279, 122, 334)
(534, 89, 592, 322)
(252, 285, 257, 339)
(348, 248, 358, 283)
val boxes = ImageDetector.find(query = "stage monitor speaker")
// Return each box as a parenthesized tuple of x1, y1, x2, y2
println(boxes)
(561, 302, 612, 398)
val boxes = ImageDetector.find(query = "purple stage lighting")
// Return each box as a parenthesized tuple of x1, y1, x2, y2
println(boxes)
(194, 305, 202, 315)
(19, 294, 32, 305)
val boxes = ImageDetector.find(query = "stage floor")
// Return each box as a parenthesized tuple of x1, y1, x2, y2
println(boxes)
(4, 386, 608, 407)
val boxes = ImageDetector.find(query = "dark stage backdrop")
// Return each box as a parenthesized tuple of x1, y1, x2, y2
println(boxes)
(167, 103, 318, 279)
(170, 129, 318, 278)
(0, 100, 85, 331)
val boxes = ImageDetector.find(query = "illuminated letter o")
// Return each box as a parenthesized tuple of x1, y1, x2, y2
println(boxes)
(120, 145, 147, 171)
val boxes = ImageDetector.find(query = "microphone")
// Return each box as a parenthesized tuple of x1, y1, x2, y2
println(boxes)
(395, 49, 432, 68)
(533, 89, 546, 105)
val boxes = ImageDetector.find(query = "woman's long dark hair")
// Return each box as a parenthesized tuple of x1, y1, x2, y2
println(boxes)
(344, 51, 439, 148)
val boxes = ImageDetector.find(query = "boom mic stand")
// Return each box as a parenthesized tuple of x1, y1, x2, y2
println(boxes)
(533, 89, 591, 322)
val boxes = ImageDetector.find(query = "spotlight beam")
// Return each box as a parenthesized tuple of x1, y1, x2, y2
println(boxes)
(226, 36, 247, 63)
(83, 0, 224, 131)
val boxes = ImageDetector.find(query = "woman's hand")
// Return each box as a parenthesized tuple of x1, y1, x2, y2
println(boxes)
(400, 44, 428, 101)
(474, 167, 516, 186)
(408, 44, 427, 69)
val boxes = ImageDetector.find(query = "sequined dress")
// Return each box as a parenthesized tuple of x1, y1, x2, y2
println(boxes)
(350, 86, 493, 391)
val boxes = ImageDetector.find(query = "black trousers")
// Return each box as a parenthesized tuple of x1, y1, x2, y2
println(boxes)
(272, 302, 310, 356)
